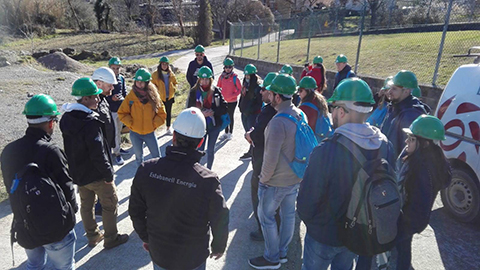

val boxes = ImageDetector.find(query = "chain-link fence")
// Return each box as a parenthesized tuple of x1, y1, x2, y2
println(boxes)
(229, 0, 480, 86)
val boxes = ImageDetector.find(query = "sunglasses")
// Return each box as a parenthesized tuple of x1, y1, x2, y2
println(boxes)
(224, 66, 233, 69)
(51, 116, 59, 123)
(195, 53, 204, 57)
(330, 105, 349, 113)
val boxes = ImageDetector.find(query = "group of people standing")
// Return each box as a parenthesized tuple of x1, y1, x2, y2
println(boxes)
(1, 44, 452, 270)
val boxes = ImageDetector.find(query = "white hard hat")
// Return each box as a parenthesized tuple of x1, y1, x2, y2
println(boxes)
(173, 108, 206, 139)
(92, 67, 117, 84)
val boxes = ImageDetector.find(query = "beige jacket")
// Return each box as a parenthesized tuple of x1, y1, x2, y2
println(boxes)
(260, 100, 302, 186)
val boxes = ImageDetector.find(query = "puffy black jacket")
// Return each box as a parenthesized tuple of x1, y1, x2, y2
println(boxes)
(0, 127, 77, 244)
(186, 56, 214, 87)
(250, 104, 276, 164)
(129, 146, 229, 270)
(60, 107, 114, 186)
(239, 78, 262, 116)
(298, 133, 396, 247)
(95, 95, 115, 149)
(381, 95, 428, 157)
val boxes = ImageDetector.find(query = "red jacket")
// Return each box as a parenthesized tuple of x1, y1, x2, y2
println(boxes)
(299, 104, 319, 132)
(217, 72, 242, 103)
(306, 67, 325, 92)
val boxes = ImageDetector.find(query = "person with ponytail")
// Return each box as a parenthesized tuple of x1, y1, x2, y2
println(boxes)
(118, 68, 166, 166)
(187, 66, 228, 169)
(152, 56, 177, 135)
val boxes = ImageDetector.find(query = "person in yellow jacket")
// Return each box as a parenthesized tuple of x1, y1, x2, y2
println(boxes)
(118, 68, 167, 166)
(152, 56, 177, 135)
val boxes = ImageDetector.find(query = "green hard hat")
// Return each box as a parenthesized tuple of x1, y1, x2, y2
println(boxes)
(313, 56, 323, 64)
(403, 115, 446, 141)
(195, 45, 205, 53)
(159, 56, 169, 63)
(71, 77, 102, 97)
(244, 64, 257, 75)
(108, 57, 122, 66)
(335, 54, 348, 63)
(392, 70, 418, 90)
(298, 76, 317, 90)
(134, 68, 152, 82)
(198, 66, 213, 78)
(381, 76, 394, 91)
(260, 72, 278, 88)
(23, 94, 61, 116)
(412, 86, 422, 97)
(267, 74, 297, 96)
(223, 57, 234, 66)
(328, 77, 375, 104)
(279, 64, 293, 75)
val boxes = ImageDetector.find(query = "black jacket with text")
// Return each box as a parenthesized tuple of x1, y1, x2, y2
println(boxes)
(129, 146, 229, 270)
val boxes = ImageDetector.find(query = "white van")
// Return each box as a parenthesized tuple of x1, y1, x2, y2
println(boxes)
(435, 48, 480, 223)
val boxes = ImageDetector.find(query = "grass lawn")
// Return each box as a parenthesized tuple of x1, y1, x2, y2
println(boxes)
(0, 30, 195, 57)
(238, 30, 480, 86)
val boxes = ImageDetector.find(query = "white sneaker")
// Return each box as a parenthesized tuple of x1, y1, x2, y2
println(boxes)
(115, 155, 125, 165)
(226, 133, 233, 140)
(165, 127, 172, 135)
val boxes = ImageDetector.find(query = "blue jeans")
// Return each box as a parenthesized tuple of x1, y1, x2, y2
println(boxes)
(25, 229, 76, 270)
(258, 182, 300, 263)
(153, 261, 206, 270)
(130, 131, 160, 166)
(199, 126, 221, 169)
(301, 233, 356, 270)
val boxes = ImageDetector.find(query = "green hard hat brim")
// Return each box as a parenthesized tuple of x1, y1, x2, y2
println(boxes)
(402, 127, 446, 140)
(23, 110, 61, 116)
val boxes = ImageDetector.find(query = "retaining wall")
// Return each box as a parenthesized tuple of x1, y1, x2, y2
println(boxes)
(229, 55, 444, 111)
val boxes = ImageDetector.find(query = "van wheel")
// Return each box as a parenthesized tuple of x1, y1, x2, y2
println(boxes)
(441, 169, 480, 223)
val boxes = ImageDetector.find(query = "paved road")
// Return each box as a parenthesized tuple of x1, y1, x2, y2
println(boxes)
(0, 46, 479, 270)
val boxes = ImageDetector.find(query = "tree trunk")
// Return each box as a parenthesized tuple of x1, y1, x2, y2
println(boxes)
(67, 0, 85, 30)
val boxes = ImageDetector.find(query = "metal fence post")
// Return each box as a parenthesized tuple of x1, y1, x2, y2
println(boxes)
(228, 21, 234, 55)
(240, 19, 244, 57)
(432, 0, 454, 86)
(251, 22, 255, 47)
(256, 16, 262, 60)
(354, 4, 366, 74)
(268, 23, 271, 43)
(277, 20, 281, 63)
(306, 13, 313, 63)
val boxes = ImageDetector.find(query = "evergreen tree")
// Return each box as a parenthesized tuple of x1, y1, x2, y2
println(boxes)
(196, 0, 213, 46)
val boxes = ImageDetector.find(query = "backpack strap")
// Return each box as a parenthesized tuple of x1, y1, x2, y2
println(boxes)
(302, 102, 320, 113)
(337, 135, 367, 165)
(233, 75, 240, 92)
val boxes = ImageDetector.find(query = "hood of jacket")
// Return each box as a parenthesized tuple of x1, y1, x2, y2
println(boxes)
(60, 103, 101, 135)
(335, 123, 387, 150)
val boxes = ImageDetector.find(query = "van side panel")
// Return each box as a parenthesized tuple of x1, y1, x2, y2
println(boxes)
(435, 64, 480, 182)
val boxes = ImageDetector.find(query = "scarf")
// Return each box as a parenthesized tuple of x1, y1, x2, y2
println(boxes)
(221, 71, 233, 79)
(133, 84, 150, 105)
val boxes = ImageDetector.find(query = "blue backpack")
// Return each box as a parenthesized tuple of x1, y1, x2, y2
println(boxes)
(275, 111, 319, 178)
(301, 102, 334, 142)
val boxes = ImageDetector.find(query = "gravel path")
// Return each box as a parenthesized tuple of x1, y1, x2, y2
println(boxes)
(0, 64, 83, 150)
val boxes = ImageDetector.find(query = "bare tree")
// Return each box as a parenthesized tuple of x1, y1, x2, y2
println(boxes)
(171, 0, 185, 36)
(124, 0, 136, 21)
(66, 0, 86, 30)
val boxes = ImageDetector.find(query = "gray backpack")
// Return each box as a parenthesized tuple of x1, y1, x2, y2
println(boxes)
(336, 136, 401, 256)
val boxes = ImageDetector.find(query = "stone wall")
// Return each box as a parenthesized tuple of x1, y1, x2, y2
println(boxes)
(230, 55, 444, 111)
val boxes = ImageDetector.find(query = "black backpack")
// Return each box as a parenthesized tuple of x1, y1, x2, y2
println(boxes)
(336, 136, 401, 256)
(9, 146, 74, 250)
